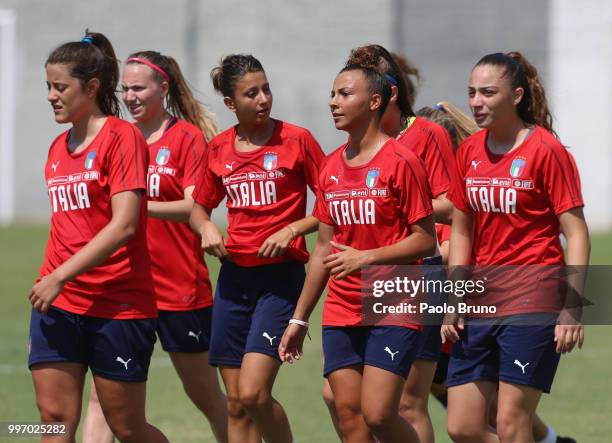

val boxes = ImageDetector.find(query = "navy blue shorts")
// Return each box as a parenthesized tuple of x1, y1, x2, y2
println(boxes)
(208, 260, 305, 367)
(28, 307, 157, 382)
(415, 324, 442, 361)
(322, 326, 422, 378)
(416, 256, 444, 361)
(447, 321, 560, 393)
(157, 307, 212, 353)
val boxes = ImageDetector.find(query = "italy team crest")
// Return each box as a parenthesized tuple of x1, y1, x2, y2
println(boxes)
(263, 152, 278, 171)
(365, 168, 380, 188)
(509, 157, 526, 178)
(156, 147, 171, 166)
(85, 151, 96, 170)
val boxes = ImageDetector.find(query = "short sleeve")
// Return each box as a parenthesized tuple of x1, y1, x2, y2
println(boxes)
(312, 169, 334, 225)
(542, 144, 584, 215)
(107, 125, 147, 196)
(300, 130, 326, 194)
(446, 143, 472, 213)
(423, 125, 459, 197)
(192, 145, 226, 209)
(181, 130, 207, 189)
(394, 151, 433, 224)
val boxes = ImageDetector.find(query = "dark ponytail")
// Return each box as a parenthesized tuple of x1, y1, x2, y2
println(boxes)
(46, 30, 120, 117)
(346, 44, 415, 118)
(126, 51, 218, 141)
(476, 51, 555, 135)
(210, 54, 265, 98)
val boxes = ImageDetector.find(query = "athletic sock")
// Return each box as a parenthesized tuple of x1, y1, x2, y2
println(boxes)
(536, 425, 558, 443)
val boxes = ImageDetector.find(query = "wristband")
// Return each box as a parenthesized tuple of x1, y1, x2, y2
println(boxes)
(286, 224, 298, 239)
(289, 318, 309, 328)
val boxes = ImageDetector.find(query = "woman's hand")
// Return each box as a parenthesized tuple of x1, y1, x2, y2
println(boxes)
(278, 322, 309, 364)
(441, 312, 465, 344)
(323, 241, 371, 280)
(29, 272, 65, 314)
(258, 226, 295, 258)
(199, 221, 228, 258)
(555, 309, 584, 353)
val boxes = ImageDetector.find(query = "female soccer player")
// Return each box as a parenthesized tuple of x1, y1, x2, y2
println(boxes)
(343, 45, 460, 443)
(28, 32, 168, 442)
(190, 54, 325, 443)
(442, 51, 589, 443)
(83, 51, 228, 443)
(279, 64, 436, 442)
(417, 101, 576, 443)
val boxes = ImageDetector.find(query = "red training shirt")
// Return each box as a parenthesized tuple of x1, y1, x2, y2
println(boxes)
(448, 126, 584, 266)
(146, 119, 212, 311)
(447, 127, 584, 317)
(314, 138, 433, 327)
(40, 116, 156, 319)
(397, 117, 460, 198)
(193, 120, 325, 267)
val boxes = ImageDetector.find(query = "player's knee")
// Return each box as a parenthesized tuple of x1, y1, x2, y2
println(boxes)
(239, 385, 271, 411)
(334, 401, 362, 434)
(362, 405, 395, 432)
(183, 381, 224, 415)
(106, 414, 147, 443)
(398, 394, 427, 421)
(37, 397, 79, 425)
(496, 408, 525, 441)
(226, 394, 247, 419)
(447, 418, 482, 443)
(321, 383, 335, 407)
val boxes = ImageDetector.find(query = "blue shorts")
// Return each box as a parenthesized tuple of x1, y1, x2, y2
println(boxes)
(322, 326, 422, 378)
(446, 321, 560, 393)
(208, 260, 305, 367)
(28, 307, 157, 382)
(416, 256, 444, 361)
(415, 324, 442, 361)
(157, 307, 212, 353)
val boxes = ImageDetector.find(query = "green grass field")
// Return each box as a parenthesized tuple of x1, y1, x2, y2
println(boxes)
(1, 226, 611, 442)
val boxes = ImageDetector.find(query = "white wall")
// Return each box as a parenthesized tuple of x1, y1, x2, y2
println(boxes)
(549, 0, 612, 230)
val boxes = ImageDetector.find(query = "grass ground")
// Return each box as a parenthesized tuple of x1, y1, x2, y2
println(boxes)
(0, 226, 610, 442)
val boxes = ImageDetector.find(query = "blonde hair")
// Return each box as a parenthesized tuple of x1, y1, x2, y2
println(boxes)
(417, 102, 480, 150)
(127, 51, 219, 141)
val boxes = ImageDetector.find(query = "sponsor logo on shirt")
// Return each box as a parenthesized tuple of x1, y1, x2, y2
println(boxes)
(156, 147, 171, 166)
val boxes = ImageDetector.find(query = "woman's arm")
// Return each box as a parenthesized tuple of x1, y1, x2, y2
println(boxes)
(29, 190, 144, 313)
(556, 207, 590, 353)
(189, 202, 228, 259)
(147, 185, 195, 222)
(432, 192, 454, 225)
(322, 215, 436, 280)
(441, 207, 474, 343)
(278, 222, 333, 362)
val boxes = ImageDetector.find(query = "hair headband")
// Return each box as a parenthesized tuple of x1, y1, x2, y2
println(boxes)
(126, 57, 170, 83)
(385, 74, 398, 86)
(81, 36, 94, 44)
